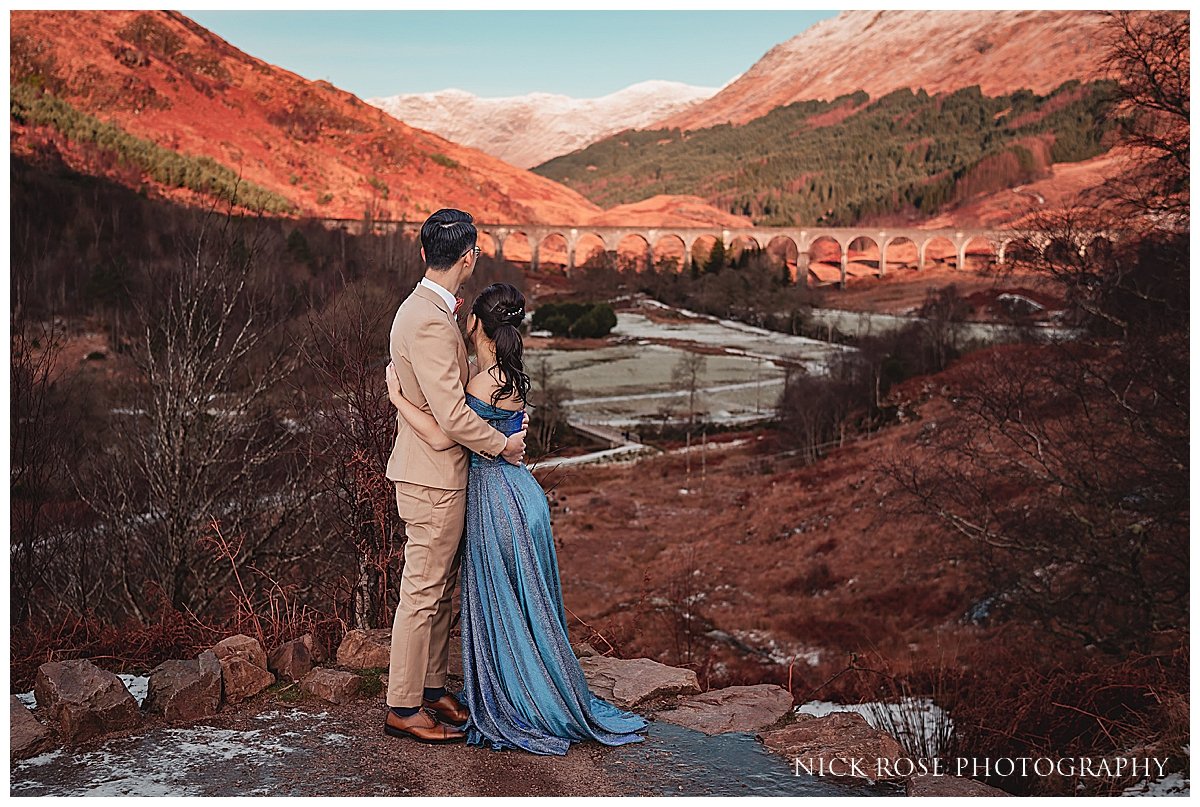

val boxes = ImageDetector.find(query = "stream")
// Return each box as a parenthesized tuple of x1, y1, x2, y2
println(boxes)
(608, 720, 903, 797)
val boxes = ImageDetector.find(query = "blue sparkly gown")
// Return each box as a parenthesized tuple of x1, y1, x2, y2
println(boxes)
(456, 392, 648, 755)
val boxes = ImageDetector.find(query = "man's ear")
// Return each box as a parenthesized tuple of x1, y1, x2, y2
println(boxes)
(420, 247, 426, 264)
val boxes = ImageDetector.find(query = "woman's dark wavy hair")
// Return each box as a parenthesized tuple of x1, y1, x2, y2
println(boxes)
(471, 283, 531, 407)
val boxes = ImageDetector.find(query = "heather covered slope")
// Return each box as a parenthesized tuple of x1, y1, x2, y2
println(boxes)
(9, 10, 604, 223)
(656, 10, 1118, 131)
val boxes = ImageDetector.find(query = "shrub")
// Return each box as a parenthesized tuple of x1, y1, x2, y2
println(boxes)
(531, 301, 617, 339)
(569, 304, 617, 338)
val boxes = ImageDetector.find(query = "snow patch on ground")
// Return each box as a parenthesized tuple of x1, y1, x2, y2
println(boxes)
(12, 709, 338, 797)
(1122, 771, 1189, 796)
(11, 724, 307, 796)
(119, 674, 149, 707)
(797, 697, 953, 757)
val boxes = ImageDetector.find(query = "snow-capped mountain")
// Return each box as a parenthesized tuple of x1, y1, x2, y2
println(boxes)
(369, 80, 718, 169)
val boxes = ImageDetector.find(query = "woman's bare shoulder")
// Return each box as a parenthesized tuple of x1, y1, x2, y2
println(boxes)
(465, 376, 524, 411)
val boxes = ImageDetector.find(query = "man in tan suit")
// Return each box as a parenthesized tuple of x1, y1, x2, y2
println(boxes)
(383, 209, 527, 744)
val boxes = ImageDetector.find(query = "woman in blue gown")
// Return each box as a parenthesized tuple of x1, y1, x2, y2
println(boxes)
(386, 282, 648, 756)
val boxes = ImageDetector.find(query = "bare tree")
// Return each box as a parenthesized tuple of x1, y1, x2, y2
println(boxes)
(295, 281, 406, 631)
(672, 351, 708, 428)
(82, 212, 307, 620)
(882, 11, 1189, 655)
(1099, 10, 1189, 227)
(882, 332, 1187, 653)
(10, 318, 87, 623)
(528, 355, 571, 458)
(915, 284, 971, 372)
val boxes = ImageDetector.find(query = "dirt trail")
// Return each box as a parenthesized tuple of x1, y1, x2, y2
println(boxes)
(11, 696, 630, 797)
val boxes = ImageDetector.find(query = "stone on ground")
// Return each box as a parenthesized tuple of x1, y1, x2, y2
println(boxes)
(907, 773, 1007, 796)
(337, 629, 461, 678)
(656, 684, 794, 734)
(757, 711, 909, 779)
(268, 635, 316, 683)
(144, 651, 222, 722)
(336, 629, 391, 669)
(578, 655, 701, 708)
(211, 635, 274, 703)
(11, 695, 54, 759)
(301, 668, 363, 705)
(34, 658, 142, 743)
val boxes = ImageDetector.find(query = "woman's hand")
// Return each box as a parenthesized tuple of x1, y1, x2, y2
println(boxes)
(386, 361, 404, 409)
(386, 361, 457, 451)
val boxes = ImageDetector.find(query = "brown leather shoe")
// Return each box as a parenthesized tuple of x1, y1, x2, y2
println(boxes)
(384, 708, 466, 744)
(422, 692, 469, 726)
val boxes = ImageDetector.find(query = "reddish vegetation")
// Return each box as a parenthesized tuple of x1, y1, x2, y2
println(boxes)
(921, 146, 1139, 229)
(586, 195, 753, 228)
(658, 10, 1121, 131)
(9, 10, 604, 224)
(814, 264, 1065, 317)
(546, 400, 990, 698)
(9, 11, 750, 230)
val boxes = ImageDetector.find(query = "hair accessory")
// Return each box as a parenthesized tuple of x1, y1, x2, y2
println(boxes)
(492, 301, 524, 325)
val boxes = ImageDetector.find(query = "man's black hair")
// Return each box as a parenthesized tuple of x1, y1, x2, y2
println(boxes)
(420, 208, 477, 270)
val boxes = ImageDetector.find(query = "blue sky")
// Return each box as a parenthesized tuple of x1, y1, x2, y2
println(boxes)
(183, 10, 836, 99)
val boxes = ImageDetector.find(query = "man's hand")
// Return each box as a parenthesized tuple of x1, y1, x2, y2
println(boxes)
(501, 420, 528, 465)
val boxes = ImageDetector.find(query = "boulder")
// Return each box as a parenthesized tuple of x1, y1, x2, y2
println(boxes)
(578, 655, 701, 708)
(10, 696, 53, 759)
(301, 668, 363, 705)
(211, 635, 274, 703)
(34, 658, 141, 743)
(267, 635, 316, 683)
(336, 628, 391, 669)
(656, 684, 794, 735)
(212, 634, 268, 668)
(757, 711, 910, 780)
(907, 773, 1007, 796)
(143, 651, 222, 722)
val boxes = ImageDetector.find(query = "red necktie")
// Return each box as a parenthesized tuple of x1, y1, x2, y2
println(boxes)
(453, 296, 464, 314)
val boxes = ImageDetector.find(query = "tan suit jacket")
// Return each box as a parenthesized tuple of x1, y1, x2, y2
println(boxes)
(385, 283, 508, 490)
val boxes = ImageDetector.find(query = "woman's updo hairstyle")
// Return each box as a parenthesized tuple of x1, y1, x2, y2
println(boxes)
(471, 283, 531, 407)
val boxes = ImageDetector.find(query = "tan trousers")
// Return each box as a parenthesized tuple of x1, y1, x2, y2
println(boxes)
(386, 481, 467, 708)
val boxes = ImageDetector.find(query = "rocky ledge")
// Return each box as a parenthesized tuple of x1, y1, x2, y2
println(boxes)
(12, 628, 1005, 796)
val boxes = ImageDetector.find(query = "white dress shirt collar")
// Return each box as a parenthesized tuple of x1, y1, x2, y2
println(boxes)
(420, 275, 458, 312)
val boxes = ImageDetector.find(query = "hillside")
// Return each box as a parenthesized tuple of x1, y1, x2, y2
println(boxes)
(657, 10, 1118, 131)
(9, 10, 603, 224)
(535, 81, 1116, 226)
(369, 81, 717, 169)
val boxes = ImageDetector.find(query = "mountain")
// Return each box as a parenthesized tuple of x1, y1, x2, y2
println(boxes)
(535, 81, 1117, 226)
(9, 10, 603, 224)
(657, 10, 1115, 131)
(368, 81, 718, 169)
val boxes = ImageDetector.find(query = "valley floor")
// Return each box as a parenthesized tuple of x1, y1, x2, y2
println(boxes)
(545, 373, 994, 696)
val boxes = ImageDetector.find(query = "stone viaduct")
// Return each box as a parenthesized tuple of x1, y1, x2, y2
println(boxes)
(323, 219, 1115, 288)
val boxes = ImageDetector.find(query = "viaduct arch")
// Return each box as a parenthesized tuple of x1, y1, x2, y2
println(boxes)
(321, 220, 1116, 288)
